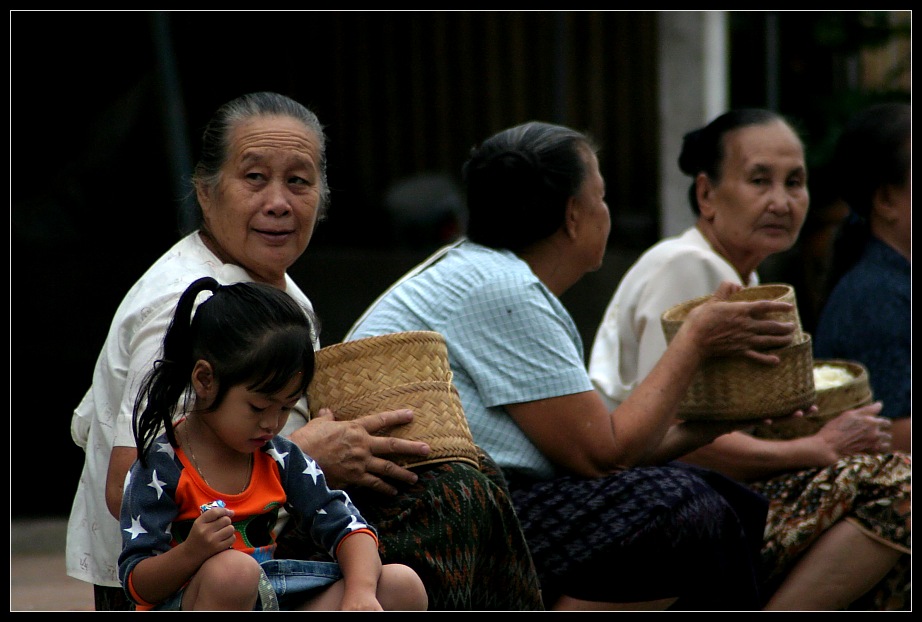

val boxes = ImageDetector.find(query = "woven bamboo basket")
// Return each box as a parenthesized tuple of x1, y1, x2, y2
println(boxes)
(307, 331, 480, 469)
(661, 283, 803, 345)
(752, 359, 873, 440)
(671, 334, 816, 420)
(660, 284, 814, 420)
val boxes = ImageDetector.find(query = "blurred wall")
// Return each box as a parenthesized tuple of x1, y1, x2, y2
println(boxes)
(10, 10, 910, 518)
(12, 10, 664, 518)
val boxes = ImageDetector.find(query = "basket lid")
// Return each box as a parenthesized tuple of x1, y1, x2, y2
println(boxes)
(751, 358, 873, 440)
(308, 331, 479, 469)
(661, 283, 802, 345)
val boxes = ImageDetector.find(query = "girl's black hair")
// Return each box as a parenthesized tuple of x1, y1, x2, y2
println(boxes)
(462, 121, 598, 253)
(132, 277, 317, 466)
(677, 108, 798, 215)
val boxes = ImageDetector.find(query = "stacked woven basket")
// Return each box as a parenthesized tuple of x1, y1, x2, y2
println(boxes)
(751, 359, 873, 439)
(307, 331, 480, 469)
(660, 284, 816, 421)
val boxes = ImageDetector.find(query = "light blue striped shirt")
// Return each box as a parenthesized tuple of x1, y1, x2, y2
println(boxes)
(348, 240, 592, 479)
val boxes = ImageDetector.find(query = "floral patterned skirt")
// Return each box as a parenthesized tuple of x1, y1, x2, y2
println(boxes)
(750, 452, 911, 610)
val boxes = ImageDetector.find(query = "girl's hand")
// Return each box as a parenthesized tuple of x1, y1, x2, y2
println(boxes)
(187, 507, 237, 559)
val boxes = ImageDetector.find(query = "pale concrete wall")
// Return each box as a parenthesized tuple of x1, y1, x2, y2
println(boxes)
(657, 11, 729, 239)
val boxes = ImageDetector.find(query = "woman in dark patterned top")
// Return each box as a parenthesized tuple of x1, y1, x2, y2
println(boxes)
(815, 102, 911, 454)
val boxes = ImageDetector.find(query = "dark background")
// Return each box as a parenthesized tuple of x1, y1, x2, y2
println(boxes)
(10, 11, 909, 518)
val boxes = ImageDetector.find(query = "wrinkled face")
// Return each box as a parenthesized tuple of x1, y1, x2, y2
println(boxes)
(699, 120, 809, 274)
(573, 146, 611, 272)
(197, 115, 324, 287)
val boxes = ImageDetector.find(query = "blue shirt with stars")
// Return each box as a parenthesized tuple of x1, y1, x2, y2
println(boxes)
(117, 431, 376, 608)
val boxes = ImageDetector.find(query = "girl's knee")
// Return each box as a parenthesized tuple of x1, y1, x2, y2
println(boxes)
(197, 550, 262, 600)
(379, 563, 428, 611)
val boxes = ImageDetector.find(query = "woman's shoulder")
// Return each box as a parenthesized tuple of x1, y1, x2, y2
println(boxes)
(461, 269, 553, 317)
(622, 230, 734, 294)
(115, 233, 251, 319)
(118, 235, 218, 302)
(445, 241, 529, 275)
(640, 227, 723, 266)
(826, 253, 907, 310)
(440, 244, 544, 300)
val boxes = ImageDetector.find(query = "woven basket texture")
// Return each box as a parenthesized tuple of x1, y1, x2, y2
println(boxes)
(661, 283, 803, 345)
(658, 283, 813, 420)
(671, 334, 816, 420)
(307, 331, 479, 469)
(752, 359, 873, 440)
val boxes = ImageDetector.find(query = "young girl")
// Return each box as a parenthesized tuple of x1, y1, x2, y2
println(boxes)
(117, 276, 428, 611)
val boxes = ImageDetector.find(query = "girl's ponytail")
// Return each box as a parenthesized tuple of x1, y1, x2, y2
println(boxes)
(133, 277, 219, 465)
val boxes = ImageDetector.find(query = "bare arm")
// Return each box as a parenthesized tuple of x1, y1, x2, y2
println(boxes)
(507, 284, 797, 476)
(106, 446, 139, 519)
(128, 507, 237, 605)
(334, 532, 385, 611)
(680, 401, 894, 481)
(107, 297, 182, 519)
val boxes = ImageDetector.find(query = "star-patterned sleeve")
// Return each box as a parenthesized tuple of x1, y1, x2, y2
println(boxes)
(267, 436, 378, 559)
(117, 436, 183, 604)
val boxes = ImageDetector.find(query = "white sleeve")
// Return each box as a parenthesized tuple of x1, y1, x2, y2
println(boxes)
(634, 253, 738, 380)
(112, 297, 182, 448)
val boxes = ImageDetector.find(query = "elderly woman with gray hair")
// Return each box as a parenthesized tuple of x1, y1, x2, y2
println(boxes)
(589, 107, 910, 610)
(347, 120, 804, 610)
(66, 91, 544, 611)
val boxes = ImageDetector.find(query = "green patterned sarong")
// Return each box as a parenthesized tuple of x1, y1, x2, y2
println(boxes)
(276, 447, 544, 611)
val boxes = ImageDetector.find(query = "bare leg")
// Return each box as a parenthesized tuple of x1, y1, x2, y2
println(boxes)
(375, 563, 428, 611)
(300, 580, 345, 611)
(300, 564, 428, 611)
(182, 550, 261, 610)
(553, 595, 678, 611)
(764, 520, 902, 611)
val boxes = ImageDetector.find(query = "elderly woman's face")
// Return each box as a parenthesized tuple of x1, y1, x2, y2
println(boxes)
(198, 115, 324, 287)
(573, 147, 610, 273)
(698, 120, 808, 275)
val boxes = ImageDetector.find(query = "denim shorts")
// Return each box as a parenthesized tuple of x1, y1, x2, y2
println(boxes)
(259, 558, 343, 610)
(151, 559, 342, 611)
